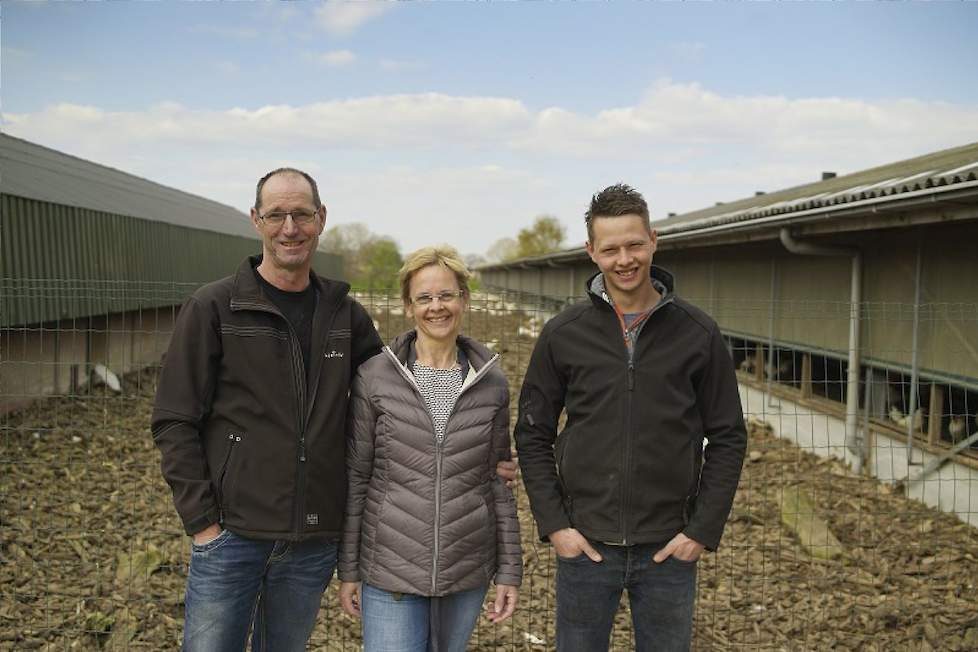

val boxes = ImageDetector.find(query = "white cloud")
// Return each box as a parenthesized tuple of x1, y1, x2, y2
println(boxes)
(514, 80, 978, 164)
(3, 94, 532, 149)
(314, 2, 394, 35)
(5, 80, 977, 251)
(309, 49, 357, 67)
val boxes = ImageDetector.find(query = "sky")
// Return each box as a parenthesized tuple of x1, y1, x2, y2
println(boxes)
(3, 1, 978, 258)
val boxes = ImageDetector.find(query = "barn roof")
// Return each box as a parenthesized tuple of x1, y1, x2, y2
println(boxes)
(655, 140, 978, 237)
(478, 141, 978, 271)
(0, 133, 255, 239)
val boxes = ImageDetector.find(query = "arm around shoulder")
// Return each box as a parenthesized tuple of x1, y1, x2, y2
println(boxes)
(349, 300, 383, 370)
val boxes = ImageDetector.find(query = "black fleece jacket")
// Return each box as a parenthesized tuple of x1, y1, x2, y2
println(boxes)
(515, 267, 746, 550)
(151, 256, 382, 540)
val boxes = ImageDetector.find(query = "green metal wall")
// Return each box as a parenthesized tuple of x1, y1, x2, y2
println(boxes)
(480, 221, 978, 383)
(1, 194, 343, 327)
(659, 228, 978, 382)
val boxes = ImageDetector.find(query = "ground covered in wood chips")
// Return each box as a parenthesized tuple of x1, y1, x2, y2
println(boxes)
(2, 306, 977, 650)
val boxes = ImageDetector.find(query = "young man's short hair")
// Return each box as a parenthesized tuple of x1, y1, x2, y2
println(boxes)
(585, 183, 651, 241)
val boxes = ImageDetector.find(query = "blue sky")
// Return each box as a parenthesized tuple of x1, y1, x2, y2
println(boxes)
(4, 1, 978, 257)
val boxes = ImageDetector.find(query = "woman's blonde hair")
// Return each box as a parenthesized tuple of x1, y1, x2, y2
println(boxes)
(398, 245, 472, 305)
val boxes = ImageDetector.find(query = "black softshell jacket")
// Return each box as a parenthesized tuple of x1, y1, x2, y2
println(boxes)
(151, 256, 383, 540)
(515, 267, 747, 550)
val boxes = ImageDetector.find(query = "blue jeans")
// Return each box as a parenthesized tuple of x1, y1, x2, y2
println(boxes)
(360, 582, 487, 652)
(182, 529, 337, 652)
(555, 541, 697, 652)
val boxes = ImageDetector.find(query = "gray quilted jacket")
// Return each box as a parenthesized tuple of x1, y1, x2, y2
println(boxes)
(338, 331, 522, 596)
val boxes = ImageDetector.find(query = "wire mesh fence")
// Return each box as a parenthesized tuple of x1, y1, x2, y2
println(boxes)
(2, 280, 977, 650)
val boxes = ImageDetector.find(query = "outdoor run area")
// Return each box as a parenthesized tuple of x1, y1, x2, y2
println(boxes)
(2, 288, 977, 651)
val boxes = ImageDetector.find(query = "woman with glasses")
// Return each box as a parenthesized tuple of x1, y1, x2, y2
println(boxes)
(338, 245, 522, 651)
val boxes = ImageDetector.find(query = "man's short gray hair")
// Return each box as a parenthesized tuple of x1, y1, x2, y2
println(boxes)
(254, 168, 323, 210)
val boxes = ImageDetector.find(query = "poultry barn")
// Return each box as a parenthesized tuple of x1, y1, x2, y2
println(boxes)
(3, 135, 978, 649)
(479, 141, 978, 528)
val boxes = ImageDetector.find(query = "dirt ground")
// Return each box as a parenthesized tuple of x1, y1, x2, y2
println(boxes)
(2, 306, 977, 650)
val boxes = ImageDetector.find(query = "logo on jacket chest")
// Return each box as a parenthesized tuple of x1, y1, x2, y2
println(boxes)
(324, 350, 345, 359)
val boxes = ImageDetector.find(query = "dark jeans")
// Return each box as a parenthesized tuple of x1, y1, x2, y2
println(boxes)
(555, 541, 697, 652)
(182, 529, 337, 652)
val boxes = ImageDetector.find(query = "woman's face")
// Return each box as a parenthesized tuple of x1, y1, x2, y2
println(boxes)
(405, 264, 466, 345)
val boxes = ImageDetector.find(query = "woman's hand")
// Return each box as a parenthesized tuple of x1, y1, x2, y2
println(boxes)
(486, 584, 518, 623)
(495, 457, 519, 489)
(339, 581, 362, 618)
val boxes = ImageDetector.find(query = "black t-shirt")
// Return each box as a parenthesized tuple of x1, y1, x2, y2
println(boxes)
(255, 270, 316, 386)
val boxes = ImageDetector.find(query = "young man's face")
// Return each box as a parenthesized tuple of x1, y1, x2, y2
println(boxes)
(586, 214, 657, 299)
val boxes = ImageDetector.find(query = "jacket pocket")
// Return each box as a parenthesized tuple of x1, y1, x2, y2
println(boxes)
(217, 431, 243, 515)
(555, 428, 576, 494)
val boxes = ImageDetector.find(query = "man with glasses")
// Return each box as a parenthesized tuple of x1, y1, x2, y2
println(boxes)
(152, 168, 384, 650)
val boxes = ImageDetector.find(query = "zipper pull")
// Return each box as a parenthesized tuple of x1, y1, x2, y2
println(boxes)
(627, 363, 635, 391)
(299, 439, 306, 462)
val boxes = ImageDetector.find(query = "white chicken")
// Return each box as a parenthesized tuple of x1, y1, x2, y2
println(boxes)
(948, 416, 966, 443)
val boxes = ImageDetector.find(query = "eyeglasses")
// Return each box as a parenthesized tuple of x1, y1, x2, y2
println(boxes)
(412, 290, 464, 306)
(258, 209, 319, 226)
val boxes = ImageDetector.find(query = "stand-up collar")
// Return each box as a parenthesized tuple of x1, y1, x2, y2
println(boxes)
(586, 265, 675, 309)
(230, 255, 350, 309)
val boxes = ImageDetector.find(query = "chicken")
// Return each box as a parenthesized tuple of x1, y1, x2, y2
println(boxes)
(895, 408, 924, 432)
(948, 416, 966, 443)
(889, 406, 904, 424)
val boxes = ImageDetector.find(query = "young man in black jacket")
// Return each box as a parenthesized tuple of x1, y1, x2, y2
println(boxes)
(515, 184, 747, 651)
(151, 168, 384, 651)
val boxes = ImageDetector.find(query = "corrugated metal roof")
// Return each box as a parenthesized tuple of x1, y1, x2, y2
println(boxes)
(476, 140, 978, 272)
(655, 141, 978, 236)
(0, 133, 256, 239)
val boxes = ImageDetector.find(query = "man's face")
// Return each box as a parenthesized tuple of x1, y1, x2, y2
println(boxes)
(251, 174, 326, 273)
(586, 214, 657, 299)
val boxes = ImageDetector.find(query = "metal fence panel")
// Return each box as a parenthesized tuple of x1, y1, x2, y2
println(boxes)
(2, 283, 977, 650)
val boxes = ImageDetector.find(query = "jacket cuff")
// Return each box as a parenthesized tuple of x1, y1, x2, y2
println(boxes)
(337, 568, 361, 583)
(682, 523, 721, 552)
(493, 571, 522, 587)
(538, 515, 572, 542)
(183, 506, 221, 537)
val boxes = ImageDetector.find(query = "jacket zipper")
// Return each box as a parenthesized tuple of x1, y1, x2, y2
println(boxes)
(595, 290, 674, 546)
(231, 297, 310, 537)
(383, 347, 499, 594)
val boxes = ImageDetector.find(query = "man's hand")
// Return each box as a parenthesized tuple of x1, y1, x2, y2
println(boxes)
(653, 532, 704, 563)
(339, 581, 362, 618)
(486, 584, 518, 623)
(550, 528, 602, 562)
(192, 523, 222, 545)
(495, 457, 519, 489)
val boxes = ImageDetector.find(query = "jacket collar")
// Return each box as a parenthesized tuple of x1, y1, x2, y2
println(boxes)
(586, 265, 675, 310)
(229, 255, 350, 311)
(389, 329, 494, 372)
